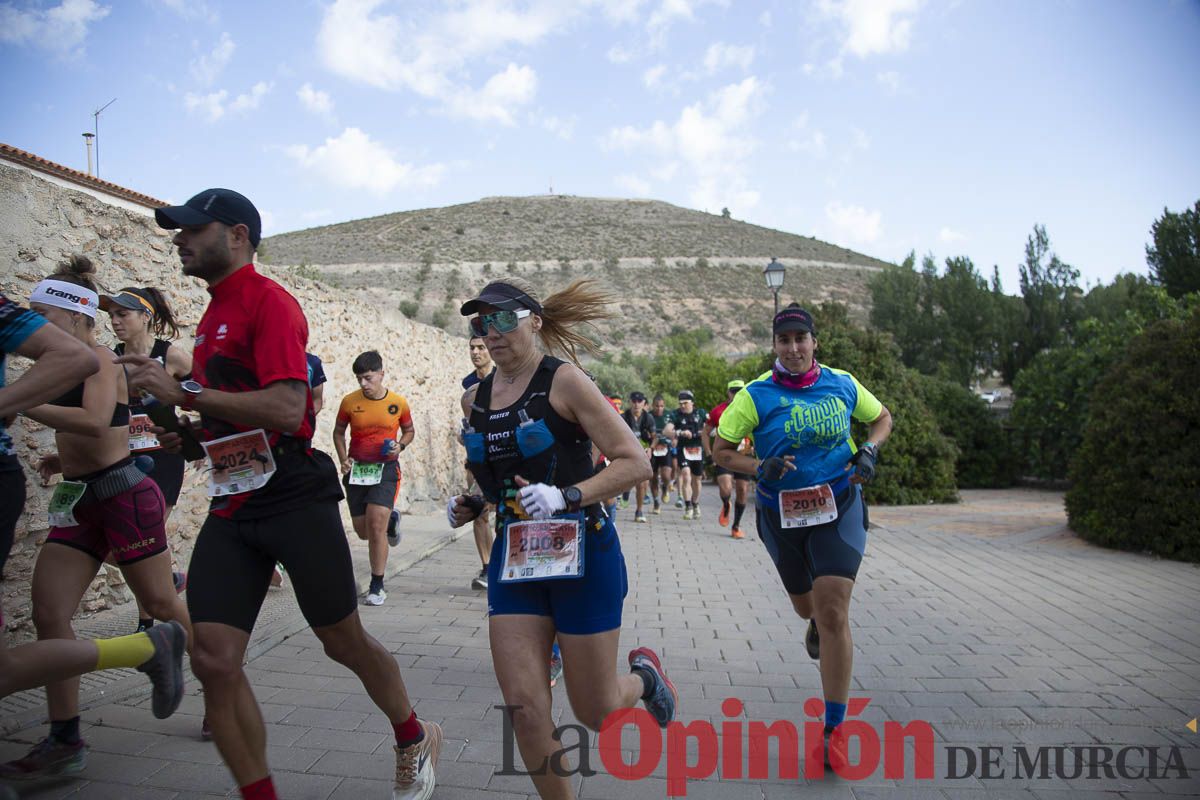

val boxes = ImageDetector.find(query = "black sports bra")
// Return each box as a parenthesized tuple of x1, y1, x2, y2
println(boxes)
(49, 364, 131, 429)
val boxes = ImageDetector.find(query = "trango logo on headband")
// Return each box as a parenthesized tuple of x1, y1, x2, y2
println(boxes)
(45, 287, 87, 305)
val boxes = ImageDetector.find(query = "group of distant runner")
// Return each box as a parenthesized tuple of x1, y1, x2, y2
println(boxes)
(0, 185, 892, 799)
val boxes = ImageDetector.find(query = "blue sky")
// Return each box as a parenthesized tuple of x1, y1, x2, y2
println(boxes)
(2, 0, 1198, 292)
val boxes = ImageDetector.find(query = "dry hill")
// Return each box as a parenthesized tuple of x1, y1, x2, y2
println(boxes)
(263, 196, 891, 357)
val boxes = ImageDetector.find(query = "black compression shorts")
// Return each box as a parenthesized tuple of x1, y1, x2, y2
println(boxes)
(342, 461, 401, 517)
(187, 501, 358, 632)
(715, 465, 752, 481)
(0, 468, 25, 579)
(142, 448, 186, 506)
(755, 483, 868, 596)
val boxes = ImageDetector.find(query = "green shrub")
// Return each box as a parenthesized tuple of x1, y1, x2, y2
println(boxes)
(1065, 309, 1200, 561)
(916, 376, 1017, 488)
(1009, 286, 1184, 480)
(399, 300, 419, 319)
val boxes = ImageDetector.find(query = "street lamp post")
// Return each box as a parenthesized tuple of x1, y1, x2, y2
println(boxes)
(763, 258, 786, 315)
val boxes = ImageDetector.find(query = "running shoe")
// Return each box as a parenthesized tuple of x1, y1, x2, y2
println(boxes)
(366, 588, 388, 606)
(652, 501, 661, 515)
(674, 496, 684, 509)
(471, 568, 488, 590)
(812, 726, 848, 771)
(549, 645, 563, 687)
(693, 505, 702, 520)
(634, 513, 647, 523)
(393, 719, 443, 800)
(138, 620, 187, 719)
(270, 565, 285, 588)
(0, 737, 87, 781)
(644, 493, 652, 504)
(173, 570, 187, 593)
(731, 526, 744, 539)
(201, 718, 212, 741)
(387, 510, 402, 547)
(661, 491, 670, 504)
(135, 619, 154, 633)
(805, 619, 820, 660)
(618, 498, 628, 509)
(628, 647, 678, 728)
(683, 507, 693, 520)
(718, 502, 730, 527)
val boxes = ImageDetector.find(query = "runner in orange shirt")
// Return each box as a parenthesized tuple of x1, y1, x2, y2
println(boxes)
(333, 351, 415, 606)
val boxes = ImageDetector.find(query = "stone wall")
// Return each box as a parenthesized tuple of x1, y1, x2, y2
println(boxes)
(0, 164, 470, 631)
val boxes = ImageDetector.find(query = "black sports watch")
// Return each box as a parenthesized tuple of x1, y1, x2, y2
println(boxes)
(562, 485, 584, 513)
(179, 379, 203, 411)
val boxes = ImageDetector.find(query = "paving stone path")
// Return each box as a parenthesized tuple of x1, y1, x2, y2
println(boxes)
(2, 488, 1197, 799)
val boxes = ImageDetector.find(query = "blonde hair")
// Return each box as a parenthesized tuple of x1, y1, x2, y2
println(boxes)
(501, 276, 613, 366)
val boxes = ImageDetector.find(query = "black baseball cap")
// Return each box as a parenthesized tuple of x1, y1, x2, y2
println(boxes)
(773, 304, 816, 336)
(100, 287, 156, 315)
(460, 282, 543, 316)
(155, 188, 262, 247)
(629, 391, 646, 402)
(678, 390, 694, 401)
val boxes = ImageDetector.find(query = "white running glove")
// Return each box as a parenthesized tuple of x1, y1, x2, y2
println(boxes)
(446, 495, 462, 528)
(518, 483, 567, 519)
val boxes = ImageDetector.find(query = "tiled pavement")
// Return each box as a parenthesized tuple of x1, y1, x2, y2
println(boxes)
(2, 487, 1198, 799)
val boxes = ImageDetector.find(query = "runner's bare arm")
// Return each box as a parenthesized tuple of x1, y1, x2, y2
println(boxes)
(165, 345, 193, 381)
(398, 420, 415, 449)
(23, 347, 118, 436)
(117, 353, 309, 433)
(0, 325, 98, 419)
(311, 383, 324, 416)
(713, 436, 757, 475)
(332, 417, 351, 471)
(548, 364, 652, 505)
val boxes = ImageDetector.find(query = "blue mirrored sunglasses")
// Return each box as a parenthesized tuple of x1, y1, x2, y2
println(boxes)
(469, 308, 531, 337)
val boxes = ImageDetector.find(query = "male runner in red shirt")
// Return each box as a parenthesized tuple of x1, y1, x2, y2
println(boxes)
(120, 188, 441, 800)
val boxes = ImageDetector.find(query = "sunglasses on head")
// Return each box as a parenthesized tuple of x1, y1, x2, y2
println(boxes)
(469, 308, 531, 337)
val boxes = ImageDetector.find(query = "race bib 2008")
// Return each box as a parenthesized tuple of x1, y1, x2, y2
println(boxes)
(500, 516, 585, 583)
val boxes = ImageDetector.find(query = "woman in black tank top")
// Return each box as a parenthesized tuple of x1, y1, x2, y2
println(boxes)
(11, 263, 193, 774)
(104, 287, 192, 630)
(448, 279, 679, 800)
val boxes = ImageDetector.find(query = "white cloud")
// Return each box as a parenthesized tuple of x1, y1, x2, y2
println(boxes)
(316, 0, 565, 122)
(824, 201, 882, 245)
(851, 126, 870, 150)
(184, 81, 272, 122)
(876, 70, 901, 94)
(285, 127, 445, 195)
(787, 113, 827, 158)
(444, 63, 537, 125)
(538, 113, 577, 140)
(818, 0, 921, 58)
(615, 174, 652, 196)
(0, 0, 109, 52)
(297, 82, 334, 116)
(160, 0, 218, 22)
(229, 81, 270, 112)
(607, 43, 636, 63)
(604, 76, 766, 212)
(642, 63, 667, 89)
(702, 42, 754, 74)
(189, 32, 234, 86)
(939, 227, 967, 244)
(591, 0, 647, 23)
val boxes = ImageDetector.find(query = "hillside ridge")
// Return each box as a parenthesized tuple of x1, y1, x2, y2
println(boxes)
(263, 194, 893, 269)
